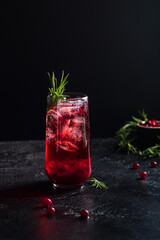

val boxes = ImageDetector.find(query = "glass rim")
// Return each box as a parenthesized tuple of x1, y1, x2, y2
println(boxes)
(64, 92, 88, 99)
(47, 92, 88, 100)
(47, 92, 88, 106)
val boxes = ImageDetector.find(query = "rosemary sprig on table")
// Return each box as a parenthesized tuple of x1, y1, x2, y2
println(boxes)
(48, 70, 69, 105)
(87, 178, 108, 189)
(116, 110, 160, 158)
(139, 145, 160, 158)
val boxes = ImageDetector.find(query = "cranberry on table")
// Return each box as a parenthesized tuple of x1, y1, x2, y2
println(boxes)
(132, 162, 140, 169)
(151, 161, 158, 168)
(139, 171, 147, 180)
(80, 209, 89, 219)
(41, 198, 52, 207)
(46, 206, 56, 216)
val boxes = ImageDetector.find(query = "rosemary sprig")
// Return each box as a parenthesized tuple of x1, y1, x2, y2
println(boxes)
(47, 70, 69, 105)
(139, 145, 160, 158)
(87, 178, 108, 189)
(116, 110, 160, 158)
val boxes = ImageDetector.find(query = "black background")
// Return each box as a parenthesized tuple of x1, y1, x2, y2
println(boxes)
(1, 0, 160, 141)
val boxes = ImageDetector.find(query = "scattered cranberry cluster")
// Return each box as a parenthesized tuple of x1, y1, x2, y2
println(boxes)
(139, 119, 160, 127)
(41, 198, 55, 215)
(132, 161, 158, 179)
(41, 161, 158, 217)
(41, 198, 89, 219)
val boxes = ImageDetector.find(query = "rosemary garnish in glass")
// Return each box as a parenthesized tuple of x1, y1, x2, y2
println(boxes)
(48, 70, 69, 105)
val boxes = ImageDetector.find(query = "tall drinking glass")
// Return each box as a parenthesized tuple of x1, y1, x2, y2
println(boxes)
(45, 93, 92, 188)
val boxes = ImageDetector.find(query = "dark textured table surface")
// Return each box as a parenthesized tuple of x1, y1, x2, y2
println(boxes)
(0, 139, 160, 240)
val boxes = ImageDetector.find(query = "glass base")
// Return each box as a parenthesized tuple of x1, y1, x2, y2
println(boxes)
(53, 183, 84, 189)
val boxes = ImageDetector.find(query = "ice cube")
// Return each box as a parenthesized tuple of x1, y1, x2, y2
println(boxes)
(46, 109, 62, 125)
(80, 100, 88, 111)
(57, 103, 73, 118)
(60, 119, 71, 139)
(55, 140, 79, 152)
(46, 127, 56, 142)
(69, 125, 83, 142)
(46, 99, 87, 147)
(70, 116, 85, 126)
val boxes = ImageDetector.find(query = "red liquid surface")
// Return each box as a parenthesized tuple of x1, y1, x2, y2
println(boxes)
(45, 99, 92, 187)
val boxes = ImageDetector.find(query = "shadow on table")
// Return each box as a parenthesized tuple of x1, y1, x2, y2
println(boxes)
(0, 180, 54, 200)
(0, 180, 86, 200)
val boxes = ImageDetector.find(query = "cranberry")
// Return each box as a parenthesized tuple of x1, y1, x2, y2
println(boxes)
(80, 209, 89, 219)
(132, 162, 140, 169)
(141, 119, 160, 127)
(139, 171, 147, 180)
(143, 121, 149, 126)
(151, 161, 157, 168)
(147, 120, 152, 126)
(41, 198, 52, 207)
(46, 206, 55, 216)
(151, 119, 157, 126)
(139, 122, 144, 126)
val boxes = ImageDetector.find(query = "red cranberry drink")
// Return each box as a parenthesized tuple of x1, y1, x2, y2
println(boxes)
(45, 73, 92, 188)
